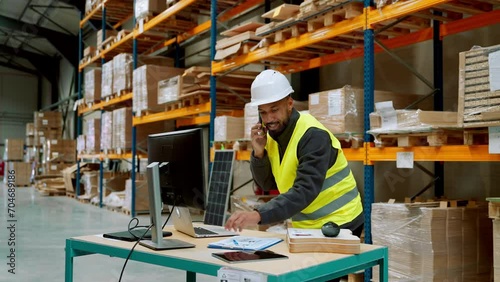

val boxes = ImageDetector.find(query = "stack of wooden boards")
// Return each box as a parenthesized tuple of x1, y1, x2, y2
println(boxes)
(286, 228, 361, 254)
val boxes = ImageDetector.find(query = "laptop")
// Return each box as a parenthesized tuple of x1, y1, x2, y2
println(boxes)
(172, 206, 238, 238)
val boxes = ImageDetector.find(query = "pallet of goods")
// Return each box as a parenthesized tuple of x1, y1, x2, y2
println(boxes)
(458, 44, 500, 128)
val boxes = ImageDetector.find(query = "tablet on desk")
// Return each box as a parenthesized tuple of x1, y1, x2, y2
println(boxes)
(212, 250, 288, 263)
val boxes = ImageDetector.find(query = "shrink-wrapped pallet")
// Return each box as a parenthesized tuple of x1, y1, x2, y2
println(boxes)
(84, 68, 102, 103)
(244, 103, 259, 140)
(101, 61, 114, 98)
(308, 86, 432, 134)
(100, 111, 113, 152)
(157, 75, 181, 105)
(214, 116, 245, 141)
(97, 29, 118, 49)
(84, 118, 101, 153)
(112, 108, 132, 151)
(77, 135, 86, 154)
(113, 53, 133, 95)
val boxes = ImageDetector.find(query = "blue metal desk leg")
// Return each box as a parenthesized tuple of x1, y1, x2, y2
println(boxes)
(65, 240, 74, 282)
(380, 249, 389, 282)
(187, 271, 196, 282)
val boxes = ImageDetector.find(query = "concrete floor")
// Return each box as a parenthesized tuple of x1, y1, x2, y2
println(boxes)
(0, 183, 215, 282)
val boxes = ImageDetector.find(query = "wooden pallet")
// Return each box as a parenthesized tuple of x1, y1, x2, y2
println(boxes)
(66, 192, 76, 199)
(463, 128, 490, 145)
(404, 198, 478, 208)
(335, 133, 364, 149)
(372, 129, 464, 147)
(458, 44, 500, 128)
(305, 2, 364, 32)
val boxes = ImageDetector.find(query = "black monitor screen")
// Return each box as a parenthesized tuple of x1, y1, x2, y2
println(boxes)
(147, 128, 206, 210)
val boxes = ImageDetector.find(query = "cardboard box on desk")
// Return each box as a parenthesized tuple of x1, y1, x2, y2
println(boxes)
(308, 86, 432, 134)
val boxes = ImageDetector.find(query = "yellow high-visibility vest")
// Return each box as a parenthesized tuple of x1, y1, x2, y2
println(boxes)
(266, 113, 363, 228)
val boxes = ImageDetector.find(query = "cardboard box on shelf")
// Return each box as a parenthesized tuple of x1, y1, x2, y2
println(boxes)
(308, 86, 432, 134)
(84, 118, 101, 154)
(133, 65, 184, 115)
(134, 0, 166, 20)
(97, 29, 118, 49)
(26, 123, 35, 136)
(369, 110, 458, 130)
(34, 111, 62, 129)
(35, 128, 62, 147)
(84, 68, 102, 103)
(43, 139, 76, 163)
(214, 116, 245, 141)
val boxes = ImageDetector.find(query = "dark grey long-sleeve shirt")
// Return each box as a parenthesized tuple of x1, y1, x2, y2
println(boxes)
(251, 109, 340, 222)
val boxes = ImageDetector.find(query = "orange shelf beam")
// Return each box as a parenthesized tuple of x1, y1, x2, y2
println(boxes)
(175, 109, 244, 127)
(368, 145, 500, 162)
(80, 1, 106, 28)
(211, 149, 251, 161)
(343, 148, 367, 163)
(146, 0, 263, 54)
(100, 31, 134, 58)
(105, 153, 146, 159)
(77, 154, 102, 160)
(133, 102, 211, 126)
(276, 27, 433, 74)
(78, 93, 132, 115)
(212, 14, 365, 75)
(440, 9, 500, 38)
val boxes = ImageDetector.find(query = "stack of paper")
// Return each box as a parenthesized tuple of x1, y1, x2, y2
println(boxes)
(286, 228, 360, 254)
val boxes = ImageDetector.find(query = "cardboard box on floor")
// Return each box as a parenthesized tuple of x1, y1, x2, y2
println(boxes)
(62, 163, 100, 195)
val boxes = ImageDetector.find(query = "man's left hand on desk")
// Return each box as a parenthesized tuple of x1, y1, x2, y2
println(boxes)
(225, 211, 261, 232)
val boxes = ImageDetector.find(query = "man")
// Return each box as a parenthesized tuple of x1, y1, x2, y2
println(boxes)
(225, 70, 364, 237)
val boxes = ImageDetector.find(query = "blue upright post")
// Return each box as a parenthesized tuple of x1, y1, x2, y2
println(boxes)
(131, 0, 138, 217)
(363, 1, 375, 281)
(99, 7, 107, 208)
(209, 0, 217, 148)
(76, 11, 83, 197)
(363, 1, 375, 247)
(433, 12, 444, 198)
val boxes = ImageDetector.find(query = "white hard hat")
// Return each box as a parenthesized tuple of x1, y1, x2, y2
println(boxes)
(249, 70, 294, 106)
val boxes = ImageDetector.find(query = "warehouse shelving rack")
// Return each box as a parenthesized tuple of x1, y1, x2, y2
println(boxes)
(210, 0, 500, 250)
(77, 0, 265, 216)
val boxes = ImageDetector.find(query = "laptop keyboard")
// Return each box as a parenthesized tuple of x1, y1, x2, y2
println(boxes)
(194, 227, 218, 235)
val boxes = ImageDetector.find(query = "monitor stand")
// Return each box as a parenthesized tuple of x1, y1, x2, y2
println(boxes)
(139, 162, 195, 251)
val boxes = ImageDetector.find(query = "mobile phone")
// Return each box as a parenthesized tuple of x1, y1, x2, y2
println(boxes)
(212, 250, 288, 263)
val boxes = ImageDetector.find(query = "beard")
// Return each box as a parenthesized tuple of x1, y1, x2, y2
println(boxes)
(267, 118, 289, 138)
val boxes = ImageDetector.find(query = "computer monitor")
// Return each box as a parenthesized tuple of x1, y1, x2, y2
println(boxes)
(139, 128, 206, 250)
(147, 128, 206, 210)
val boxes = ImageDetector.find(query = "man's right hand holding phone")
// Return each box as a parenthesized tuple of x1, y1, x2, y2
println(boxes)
(251, 122, 267, 159)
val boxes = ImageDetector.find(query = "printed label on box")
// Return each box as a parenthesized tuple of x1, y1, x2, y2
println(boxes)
(489, 50, 500, 92)
(328, 90, 342, 116)
(38, 113, 44, 117)
(51, 140, 58, 145)
(51, 165, 57, 170)
(42, 119, 48, 125)
(489, 126, 500, 154)
(310, 94, 319, 105)
(396, 152, 414, 168)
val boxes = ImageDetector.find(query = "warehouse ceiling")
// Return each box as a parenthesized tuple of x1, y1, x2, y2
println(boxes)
(0, 0, 82, 75)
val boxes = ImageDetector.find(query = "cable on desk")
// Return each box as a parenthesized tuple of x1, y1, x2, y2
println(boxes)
(118, 208, 174, 282)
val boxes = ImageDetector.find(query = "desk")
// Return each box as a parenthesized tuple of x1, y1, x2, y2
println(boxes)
(65, 228, 388, 282)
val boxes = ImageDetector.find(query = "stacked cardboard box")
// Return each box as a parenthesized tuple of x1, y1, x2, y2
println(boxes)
(101, 61, 114, 99)
(42, 139, 76, 175)
(3, 162, 32, 186)
(372, 203, 492, 281)
(97, 29, 118, 50)
(113, 53, 133, 95)
(100, 111, 113, 153)
(33, 111, 62, 146)
(3, 139, 24, 161)
(84, 68, 102, 103)
(308, 86, 432, 134)
(25, 123, 35, 147)
(132, 65, 184, 115)
(84, 118, 100, 154)
(124, 174, 149, 213)
(214, 116, 245, 141)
